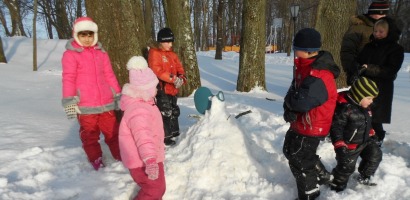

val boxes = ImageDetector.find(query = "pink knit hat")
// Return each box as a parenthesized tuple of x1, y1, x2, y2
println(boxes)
(72, 17, 98, 46)
(122, 56, 159, 101)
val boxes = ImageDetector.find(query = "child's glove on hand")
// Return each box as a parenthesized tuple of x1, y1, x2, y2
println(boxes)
(174, 77, 184, 88)
(144, 158, 159, 180)
(64, 104, 81, 119)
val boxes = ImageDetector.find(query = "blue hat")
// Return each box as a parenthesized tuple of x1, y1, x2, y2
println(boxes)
(293, 28, 322, 52)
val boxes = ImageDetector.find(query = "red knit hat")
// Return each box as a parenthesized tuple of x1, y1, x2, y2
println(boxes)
(368, 1, 389, 15)
(72, 17, 98, 46)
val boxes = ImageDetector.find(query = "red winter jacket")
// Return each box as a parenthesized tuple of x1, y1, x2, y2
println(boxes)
(148, 47, 185, 96)
(285, 51, 340, 137)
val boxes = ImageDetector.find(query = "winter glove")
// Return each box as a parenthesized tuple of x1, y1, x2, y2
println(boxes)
(144, 158, 159, 180)
(174, 77, 184, 89)
(283, 102, 297, 123)
(283, 109, 297, 123)
(358, 65, 367, 76)
(64, 104, 81, 119)
(335, 146, 355, 165)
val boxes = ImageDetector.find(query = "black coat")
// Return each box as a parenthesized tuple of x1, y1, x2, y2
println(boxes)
(330, 92, 372, 146)
(357, 18, 404, 123)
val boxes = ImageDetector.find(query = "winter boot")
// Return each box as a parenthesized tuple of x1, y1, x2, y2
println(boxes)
(329, 181, 346, 192)
(91, 157, 105, 171)
(164, 138, 176, 146)
(357, 174, 377, 186)
(315, 161, 332, 185)
(172, 131, 180, 137)
(298, 190, 320, 200)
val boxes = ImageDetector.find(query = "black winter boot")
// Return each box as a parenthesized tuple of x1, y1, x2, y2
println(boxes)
(297, 190, 320, 200)
(315, 161, 332, 185)
(164, 138, 176, 146)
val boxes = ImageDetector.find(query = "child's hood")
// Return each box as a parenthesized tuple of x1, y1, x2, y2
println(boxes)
(65, 38, 105, 53)
(312, 51, 341, 79)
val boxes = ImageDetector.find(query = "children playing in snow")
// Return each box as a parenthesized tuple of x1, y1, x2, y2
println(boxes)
(61, 17, 122, 170)
(119, 56, 166, 200)
(329, 77, 382, 191)
(282, 28, 340, 200)
(148, 27, 187, 146)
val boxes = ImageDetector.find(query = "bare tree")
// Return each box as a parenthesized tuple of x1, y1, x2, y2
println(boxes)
(3, 0, 27, 36)
(215, 0, 224, 59)
(85, 0, 147, 85)
(237, 0, 266, 92)
(315, 0, 356, 88)
(0, 5, 11, 36)
(33, 0, 38, 71)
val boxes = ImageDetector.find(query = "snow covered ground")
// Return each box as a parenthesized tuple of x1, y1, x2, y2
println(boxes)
(0, 37, 409, 200)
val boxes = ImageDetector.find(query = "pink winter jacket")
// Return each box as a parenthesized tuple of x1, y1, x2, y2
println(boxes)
(61, 39, 121, 114)
(119, 95, 165, 169)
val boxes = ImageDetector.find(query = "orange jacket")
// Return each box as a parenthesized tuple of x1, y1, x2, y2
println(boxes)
(148, 47, 185, 96)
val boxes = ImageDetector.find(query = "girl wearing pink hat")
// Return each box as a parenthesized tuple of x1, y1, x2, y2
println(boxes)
(119, 56, 166, 200)
(61, 17, 122, 170)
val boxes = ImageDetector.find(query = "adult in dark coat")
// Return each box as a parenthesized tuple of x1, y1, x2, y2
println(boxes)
(340, 1, 390, 85)
(357, 17, 404, 144)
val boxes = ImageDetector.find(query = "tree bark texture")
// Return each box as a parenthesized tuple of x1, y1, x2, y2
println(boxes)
(315, 0, 356, 88)
(85, 0, 147, 86)
(0, 38, 7, 63)
(33, 0, 38, 71)
(237, 0, 266, 92)
(3, 0, 27, 36)
(214, 0, 223, 60)
(163, 0, 201, 97)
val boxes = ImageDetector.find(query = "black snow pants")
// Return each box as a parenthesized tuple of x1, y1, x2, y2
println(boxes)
(332, 139, 382, 189)
(283, 129, 328, 200)
(156, 90, 180, 139)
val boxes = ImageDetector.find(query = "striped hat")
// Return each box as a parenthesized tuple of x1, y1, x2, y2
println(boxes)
(368, 0, 389, 15)
(350, 77, 379, 103)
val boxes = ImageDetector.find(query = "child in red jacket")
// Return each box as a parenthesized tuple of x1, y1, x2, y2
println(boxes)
(148, 27, 187, 146)
(282, 28, 340, 200)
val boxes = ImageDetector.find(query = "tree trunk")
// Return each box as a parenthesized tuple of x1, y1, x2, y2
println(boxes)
(201, 0, 209, 50)
(76, 0, 82, 18)
(33, 0, 38, 71)
(55, 0, 73, 39)
(237, 0, 266, 92)
(85, 0, 147, 86)
(0, 8, 11, 36)
(194, 0, 201, 51)
(0, 38, 7, 63)
(143, 0, 155, 43)
(4, 0, 27, 36)
(215, 0, 224, 60)
(315, 0, 356, 88)
(163, 0, 201, 96)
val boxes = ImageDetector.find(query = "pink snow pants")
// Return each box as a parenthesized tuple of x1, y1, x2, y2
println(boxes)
(129, 162, 166, 200)
(78, 110, 121, 162)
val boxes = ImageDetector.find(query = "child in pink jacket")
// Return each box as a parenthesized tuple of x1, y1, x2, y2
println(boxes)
(119, 56, 166, 200)
(61, 17, 122, 170)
